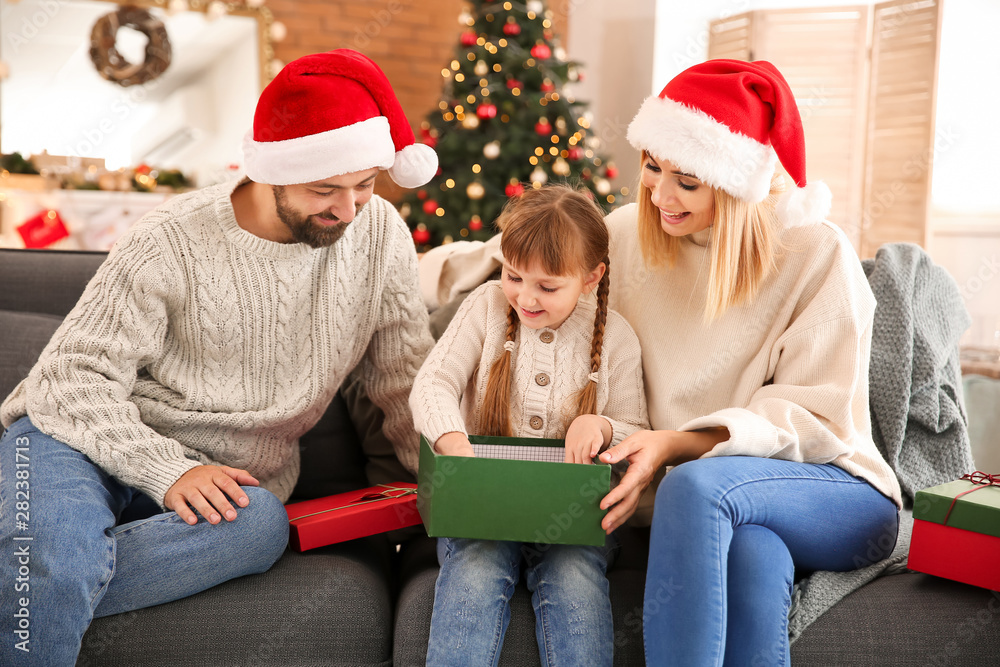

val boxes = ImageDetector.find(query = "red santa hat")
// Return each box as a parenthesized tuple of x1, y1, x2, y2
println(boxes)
(243, 49, 437, 188)
(627, 59, 831, 225)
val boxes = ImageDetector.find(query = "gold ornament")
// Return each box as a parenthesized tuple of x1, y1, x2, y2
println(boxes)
(530, 167, 548, 185)
(595, 178, 611, 195)
(474, 60, 488, 76)
(483, 141, 501, 159)
(462, 115, 480, 129)
(466, 182, 486, 200)
(552, 158, 570, 176)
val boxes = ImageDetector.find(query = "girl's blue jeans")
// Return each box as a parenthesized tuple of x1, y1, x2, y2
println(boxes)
(426, 532, 619, 667)
(0, 416, 290, 666)
(644, 456, 899, 667)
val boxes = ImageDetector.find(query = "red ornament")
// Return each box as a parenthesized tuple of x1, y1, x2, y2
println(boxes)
(530, 44, 551, 60)
(505, 183, 525, 198)
(412, 227, 431, 244)
(417, 189, 428, 200)
(469, 217, 483, 231)
(535, 119, 551, 135)
(567, 146, 583, 161)
(543, 29, 554, 40)
(605, 165, 619, 180)
(135, 163, 152, 175)
(460, 31, 478, 47)
(422, 199, 439, 215)
(540, 80, 555, 93)
(577, 70, 586, 82)
(476, 103, 497, 119)
(506, 79, 522, 90)
(503, 22, 521, 36)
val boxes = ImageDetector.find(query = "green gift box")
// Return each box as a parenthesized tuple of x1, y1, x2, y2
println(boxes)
(912, 477, 1000, 537)
(417, 435, 611, 547)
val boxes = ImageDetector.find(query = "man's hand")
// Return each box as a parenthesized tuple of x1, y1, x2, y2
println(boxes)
(564, 414, 612, 464)
(164, 465, 260, 525)
(434, 432, 475, 457)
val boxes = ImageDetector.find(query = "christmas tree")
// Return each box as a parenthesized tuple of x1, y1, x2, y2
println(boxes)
(400, 0, 620, 248)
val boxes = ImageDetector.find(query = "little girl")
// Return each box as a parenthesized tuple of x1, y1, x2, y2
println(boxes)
(410, 184, 648, 666)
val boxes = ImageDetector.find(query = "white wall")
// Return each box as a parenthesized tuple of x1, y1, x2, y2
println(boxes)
(566, 0, 657, 192)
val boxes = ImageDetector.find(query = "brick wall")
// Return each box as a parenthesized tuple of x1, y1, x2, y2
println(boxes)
(265, 0, 570, 198)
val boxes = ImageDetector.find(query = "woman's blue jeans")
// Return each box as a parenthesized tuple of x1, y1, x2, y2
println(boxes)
(0, 416, 290, 666)
(644, 456, 899, 667)
(426, 533, 619, 667)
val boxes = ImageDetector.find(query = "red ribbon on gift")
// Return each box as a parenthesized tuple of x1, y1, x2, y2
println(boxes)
(288, 484, 417, 523)
(942, 471, 1000, 525)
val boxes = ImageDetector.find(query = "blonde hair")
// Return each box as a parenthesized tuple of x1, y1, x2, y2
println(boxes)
(636, 151, 785, 320)
(479, 184, 610, 437)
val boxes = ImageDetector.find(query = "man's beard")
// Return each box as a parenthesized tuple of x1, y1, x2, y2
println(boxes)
(272, 186, 359, 248)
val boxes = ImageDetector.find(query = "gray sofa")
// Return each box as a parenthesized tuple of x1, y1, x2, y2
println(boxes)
(1, 247, 998, 666)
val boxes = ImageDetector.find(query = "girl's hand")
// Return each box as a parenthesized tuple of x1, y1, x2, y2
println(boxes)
(596, 428, 729, 533)
(564, 414, 612, 464)
(434, 432, 475, 457)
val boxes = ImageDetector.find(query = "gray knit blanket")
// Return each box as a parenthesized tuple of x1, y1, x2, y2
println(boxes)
(788, 242, 975, 641)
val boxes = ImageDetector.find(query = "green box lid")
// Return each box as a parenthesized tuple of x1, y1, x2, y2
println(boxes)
(417, 435, 610, 547)
(913, 478, 1000, 538)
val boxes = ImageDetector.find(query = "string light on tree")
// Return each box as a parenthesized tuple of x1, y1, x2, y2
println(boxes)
(483, 141, 501, 159)
(466, 181, 486, 199)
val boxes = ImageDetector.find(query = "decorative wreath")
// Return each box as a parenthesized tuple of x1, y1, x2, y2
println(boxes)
(89, 6, 172, 87)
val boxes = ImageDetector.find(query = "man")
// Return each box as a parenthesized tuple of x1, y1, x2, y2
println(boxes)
(0, 50, 436, 665)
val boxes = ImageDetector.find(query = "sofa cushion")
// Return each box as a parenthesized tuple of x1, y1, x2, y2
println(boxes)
(791, 572, 1000, 665)
(80, 536, 396, 667)
(0, 309, 62, 401)
(392, 531, 648, 667)
(0, 248, 107, 317)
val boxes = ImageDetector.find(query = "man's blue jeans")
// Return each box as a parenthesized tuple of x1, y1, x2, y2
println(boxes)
(643, 456, 899, 666)
(0, 416, 290, 666)
(426, 534, 618, 667)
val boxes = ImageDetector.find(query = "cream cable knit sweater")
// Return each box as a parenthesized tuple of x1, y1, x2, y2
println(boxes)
(410, 281, 648, 446)
(606, 203, 902, 508)
(1, 179, 434, 507)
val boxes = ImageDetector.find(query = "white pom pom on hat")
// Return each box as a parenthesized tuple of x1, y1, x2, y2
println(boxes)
(626, 59, 831, 226)
(243, 49, 438, 188)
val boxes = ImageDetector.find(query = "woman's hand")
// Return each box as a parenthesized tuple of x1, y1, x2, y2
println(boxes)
(434, 431, 475, 457)
(597, 427, 729, 533)
(597, 430, 674, 533)
(564, 414, 612, 464)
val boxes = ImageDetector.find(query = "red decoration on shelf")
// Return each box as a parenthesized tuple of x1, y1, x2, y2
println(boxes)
(469, 217, 483, 231)
(460, 31, 478, 47)
(534, 119, 551, 135)
(530, 43, 551, 60)
(412, 227, 431, 244)
(476, 103, 497, 119)
(505, 183, 525, 198)
(16, 210, 70, 249)
(506, 79, 523, 90)
(503, 21, 521, 36)
(422, 199, 439, 215)
(605, 164, 619, 179)
(567, 146, 583, 161)
(540, 80, 555, 93)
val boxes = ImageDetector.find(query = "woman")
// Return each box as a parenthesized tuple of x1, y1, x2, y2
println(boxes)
(596, 59, 902, 666)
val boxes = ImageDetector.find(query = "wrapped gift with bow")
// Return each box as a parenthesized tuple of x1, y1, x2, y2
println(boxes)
(285, 482, 421, 552)
(908, 471, 1000, 591)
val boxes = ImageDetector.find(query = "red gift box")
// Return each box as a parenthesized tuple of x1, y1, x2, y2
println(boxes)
(16, 209, 69, 248)
(908, 472, 1000, 591)
(285, 482, 421, 552)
